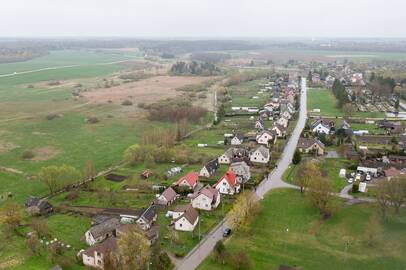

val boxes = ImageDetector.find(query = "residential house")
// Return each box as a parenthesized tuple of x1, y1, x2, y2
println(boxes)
(256, 130, 277, 145)
(213, 171, 240, 195)
(156, 187, 177, 206)
(250, 145, 270, 164)
(383, 167, 403, 178)
(218, 147, 250, 164)
(276, 116, 289, 128)
(191, 185, 220, 211)
(255, 119, 265, 130)
(387, 155, 406, 165)
(281, 110, 292, 120)
(230, 134, 244, 145)
(170, 204, 195, 220)
(85, 218, 120, 246)
(25, 196, 53, 216)
(199, 159, 220, 178)
(229, 161, 251, 183)
(136, 205, 157, 231)
(310, 119, 331, 134)
(82, 237, 117, 269)
(174, 205, 199, 232)
(116, 223, 159, 245)
(271, 124, 287, 138)
(174, 171, 199, 190)
(297, 137, 325, 155)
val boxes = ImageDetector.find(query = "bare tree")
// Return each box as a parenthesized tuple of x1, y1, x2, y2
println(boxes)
(306, 176, 336, 217)
(116, 226, 150, 270)
(295, 162, 320, 193)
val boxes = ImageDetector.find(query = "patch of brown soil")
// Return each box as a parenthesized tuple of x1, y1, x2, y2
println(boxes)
(82, 75, 211, 106)
(31, 146, 60, 161)
(0, 140, 19, 153)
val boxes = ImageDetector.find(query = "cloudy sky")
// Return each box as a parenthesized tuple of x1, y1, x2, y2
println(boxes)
(1, 0, 405, 38)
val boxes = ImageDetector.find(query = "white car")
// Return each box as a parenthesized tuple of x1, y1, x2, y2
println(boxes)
(348, 178, 354, 183)
(366, 174, 372, 181)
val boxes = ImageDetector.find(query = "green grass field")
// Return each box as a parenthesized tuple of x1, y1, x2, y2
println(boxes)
(198, 189, 406, 270)
(307, 88, 385, 118)
(283, 159, 353, 193)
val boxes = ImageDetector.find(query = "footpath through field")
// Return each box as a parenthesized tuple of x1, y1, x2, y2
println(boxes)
(174, 78, 308, 270)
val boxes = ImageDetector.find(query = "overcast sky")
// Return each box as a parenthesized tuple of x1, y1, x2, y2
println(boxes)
(1, 0, 405, 38)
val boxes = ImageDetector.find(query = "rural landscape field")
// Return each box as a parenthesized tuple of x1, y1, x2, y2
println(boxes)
(1, 1, 406, 270)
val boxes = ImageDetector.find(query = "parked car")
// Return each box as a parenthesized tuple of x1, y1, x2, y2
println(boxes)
(223, 228, 232, 237)
(366, 174, 372, 181)
(348, 178, 354, 184)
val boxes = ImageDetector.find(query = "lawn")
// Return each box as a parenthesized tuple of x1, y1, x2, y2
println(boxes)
(198, 189, 406, 270)
(307, 88, 385, 118)
(283, 158, 353, 192)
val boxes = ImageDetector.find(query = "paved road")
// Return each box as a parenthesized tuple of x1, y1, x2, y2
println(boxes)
(174, 78, 308, 270)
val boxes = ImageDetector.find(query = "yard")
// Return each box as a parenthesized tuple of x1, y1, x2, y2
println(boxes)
(283, 158, 354, 192)
(198, 189, 406, 270)
(307, 88, 385, 118)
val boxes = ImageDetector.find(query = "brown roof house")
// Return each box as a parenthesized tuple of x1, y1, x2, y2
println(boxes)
(85, 217, 120, 246)
(82, 237, 117, 269)
(297, 137, 325, 156)
(191, 185, 220, 211)
(173, 205, 199, 232)
(156, 187, 178, 206)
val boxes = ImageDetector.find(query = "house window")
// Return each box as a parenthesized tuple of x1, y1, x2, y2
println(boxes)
(179, 223, 182, 227)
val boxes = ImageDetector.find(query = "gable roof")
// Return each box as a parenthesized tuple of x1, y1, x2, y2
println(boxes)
(174, 204, 194, 213)
(253, 145, 270, 159)
(174, 171, 198, 187)
(191, 185, 219, 201)
(203, 159, 219, 171)
(161, 187, 177, 202)
(213, 171, 237, 188)
(88, 218, 121, 239)
(272, 123, 287, 132)
(175, 206, 199, 225)
(232, 134, 245, 141)
(297, 137, 325, 149)
(139, 205, 157, 223)
(83, 237, 117, 257)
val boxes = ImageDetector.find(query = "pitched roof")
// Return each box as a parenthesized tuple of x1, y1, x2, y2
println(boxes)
(139, 205, 157, 223)
(273, 123, 287, 132)
(213, 171, 237, 188)
(174, 171, 198, 187)
(175, 206, 199, 225)
(297, 137, 325, 149)
(161, 187, 177, 202)
(204, 159, 219, 171)
(232, 134, 245, 141)
(191, 185, 219, 201)
(253, 145, 270, 159)
(174, 204, 194, 213)
(83, 237, 117, 257)
(88, 218, 121, 239)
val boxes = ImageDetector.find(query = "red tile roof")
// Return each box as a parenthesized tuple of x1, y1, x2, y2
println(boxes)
(213, 171, 237, 188)
(174, 171, 198, 187)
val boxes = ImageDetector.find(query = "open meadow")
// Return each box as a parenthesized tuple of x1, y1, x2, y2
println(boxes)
(198, 189, 406, 270)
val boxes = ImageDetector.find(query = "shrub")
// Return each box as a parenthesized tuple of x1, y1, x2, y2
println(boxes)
(46, 113, 60, 120)
(65, 191, 79, 200)
(87, 116, 100, 124)
(228, 250, 251, 269)
(22, 150, 35, 159)
(352, 182, 359, 193)
(198, 93, 207, 99)
(121, 99, 133, 106)
(27, 84, 34, 88)
(47, 81, 60, 86)
(292, 150, 302, 164)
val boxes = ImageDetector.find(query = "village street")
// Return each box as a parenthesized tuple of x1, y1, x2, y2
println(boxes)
(174, 78, 308, 270)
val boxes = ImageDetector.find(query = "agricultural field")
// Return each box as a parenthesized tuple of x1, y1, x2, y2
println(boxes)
(198, 189, 406, 270)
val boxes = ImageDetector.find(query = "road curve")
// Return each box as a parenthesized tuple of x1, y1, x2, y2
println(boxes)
(174, 78, 308, 270)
